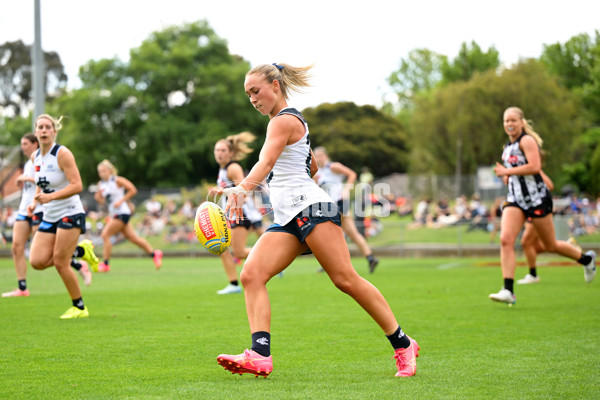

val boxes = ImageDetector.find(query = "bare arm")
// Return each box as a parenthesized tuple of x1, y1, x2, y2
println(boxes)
(540, 170, 554, 191)
(493, 136, 541, 177)
(114, 176, 137, 207)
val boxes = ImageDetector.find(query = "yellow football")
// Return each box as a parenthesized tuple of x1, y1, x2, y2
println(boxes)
(194, 201, 231, 255)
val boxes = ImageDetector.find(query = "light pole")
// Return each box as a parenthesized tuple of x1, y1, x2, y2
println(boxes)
(32, 0, 45, 128)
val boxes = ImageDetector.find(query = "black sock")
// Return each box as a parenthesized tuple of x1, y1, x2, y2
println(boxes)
(104, 260, 110, 265)
(73, 246, 85, 258)
(251, 331, 271, 357)
(386, 326, 410, 350)
(230, 280, 238, 286)
(18, 279, 27, 291)
(72, 297, 85, 310)
(367, 254, 376, 263)
(578, 253, 592, 265)
(71, 259, 82, 271)
(150, 252, 155, 258)
(529, 268, 537, 277)
(504, 278, 514, 293)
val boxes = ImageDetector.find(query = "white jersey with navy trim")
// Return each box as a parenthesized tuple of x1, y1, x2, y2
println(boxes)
(267, 107, 333, 225)
(18, 159, 43, 216)
(316, 161, 344, 202)
(502, 133, 550, 210)
(98, 176, 131, 216)
(33, 144, 85, 222)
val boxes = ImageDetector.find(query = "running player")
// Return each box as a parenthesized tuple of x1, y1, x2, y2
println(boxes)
(490, 106, 596, 304)
(27, 114, 99, 318)
(210, 132, 265, 294)
(313, 146, 379, 273)
(94, 159, 163, 272)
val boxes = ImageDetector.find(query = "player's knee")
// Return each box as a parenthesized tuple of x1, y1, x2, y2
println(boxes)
(330, 274, 356, 295)
(29, 257, 48, 270)
(239, 262, 267, 287)
(499, 234, 515, 249)
(11, 242, 25, 257)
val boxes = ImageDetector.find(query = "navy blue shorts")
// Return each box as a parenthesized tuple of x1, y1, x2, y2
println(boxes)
(266, 202, 341, 243)
(113, 214, 131, 224)
(16, 212, 43, 227)
(38, 213, 87, 234)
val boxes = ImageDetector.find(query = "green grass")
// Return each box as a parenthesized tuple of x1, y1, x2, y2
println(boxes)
(1, 256, 599, 399)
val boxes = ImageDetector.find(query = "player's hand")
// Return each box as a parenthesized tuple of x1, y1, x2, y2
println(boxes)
(216, 184, 249, 223)
(493, 162, 507, 177)
(34, 192, 52, 204)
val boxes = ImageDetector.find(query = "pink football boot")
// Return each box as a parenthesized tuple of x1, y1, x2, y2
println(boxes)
(217, 349, 273, 378)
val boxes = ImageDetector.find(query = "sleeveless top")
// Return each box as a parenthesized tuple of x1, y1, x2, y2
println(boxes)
(98, 175, 131, 216)
(33, 144, 85, 222)
(502, 133, 550, 210)
(18, 159, 43, 216)
(316, 161, 344, 202)
(266, 107, 333, 225)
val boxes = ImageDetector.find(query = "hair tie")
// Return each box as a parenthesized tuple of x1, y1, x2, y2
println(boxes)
(272, 63, 284, 70)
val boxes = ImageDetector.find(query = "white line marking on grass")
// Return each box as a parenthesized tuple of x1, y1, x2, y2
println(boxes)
(437, 262, 463, 270)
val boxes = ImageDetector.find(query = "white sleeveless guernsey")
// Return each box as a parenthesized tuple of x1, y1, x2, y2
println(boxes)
(98, 175, 131, 216)
(316, 161, 344, 202)
(18, 159, 43, 216)
(267, 108, 333, 225)
(33, 144, 85, 223)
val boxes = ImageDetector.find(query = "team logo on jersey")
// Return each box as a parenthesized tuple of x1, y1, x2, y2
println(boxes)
(507, 155, 519, 164)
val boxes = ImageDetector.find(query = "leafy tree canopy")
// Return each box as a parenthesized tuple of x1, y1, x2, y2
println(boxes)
(303, 102, 408, 176)
(55, 21, 266, 187)
(0, 39, 67, 118)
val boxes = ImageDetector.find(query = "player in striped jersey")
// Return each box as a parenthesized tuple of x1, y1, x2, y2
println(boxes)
(490, 107, 596, 304)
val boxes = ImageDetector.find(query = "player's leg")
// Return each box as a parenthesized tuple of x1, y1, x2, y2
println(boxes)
(341, 214, 378, 273)
(532, 215, 596, 282)
(230, 226, 252, 259)
(217, 251, 242, 294)
(29, 230, 57, 271)
(100, 217, 125, 269)
(217, 231, 304, 376)
(54, 227, 89, 319)
(518, 222, 541, 284)
(490, 206, 524, 303)
(121, 221, 163, 269)
(240, 231, 305, 332)
(3, 220, 32, 297)
(306, 221, 418, 377)
(308, 221, 397, 333)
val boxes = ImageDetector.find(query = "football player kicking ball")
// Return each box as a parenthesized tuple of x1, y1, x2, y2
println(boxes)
(214, 63, 419, 378)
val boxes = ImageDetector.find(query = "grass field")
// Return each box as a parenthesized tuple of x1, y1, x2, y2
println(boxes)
(1, 255, 599, 399)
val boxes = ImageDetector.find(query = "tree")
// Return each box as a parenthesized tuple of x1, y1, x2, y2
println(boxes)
(302, 102, 408, 176)
(56, 21, 266, 187)
(387, 48, 446, 111)
(440, 41, 500, 84)
(541, 31, 600, 194)
(409, 60, 581, 189)
(0, 40, 67, 117)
